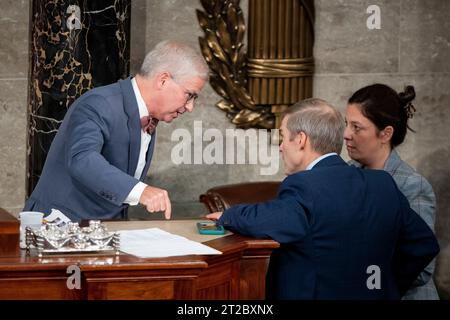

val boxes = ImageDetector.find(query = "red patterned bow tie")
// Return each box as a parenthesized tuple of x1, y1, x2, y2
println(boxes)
(140, 116, 159, 134)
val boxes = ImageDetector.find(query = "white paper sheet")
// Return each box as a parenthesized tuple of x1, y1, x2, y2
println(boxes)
(118, 228, 222, 258)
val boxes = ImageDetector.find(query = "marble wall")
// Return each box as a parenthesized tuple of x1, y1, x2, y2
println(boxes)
(27, 0, 132, 195)
(0, 0, 449, 297)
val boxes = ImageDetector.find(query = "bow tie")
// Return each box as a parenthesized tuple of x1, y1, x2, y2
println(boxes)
(140, 115, 159, 135)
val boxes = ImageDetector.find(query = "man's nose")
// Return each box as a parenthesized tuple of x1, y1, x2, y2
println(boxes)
(185, 100, 194, 112)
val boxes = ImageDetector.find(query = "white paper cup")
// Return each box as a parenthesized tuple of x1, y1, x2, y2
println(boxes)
(19, 211, 44, 249)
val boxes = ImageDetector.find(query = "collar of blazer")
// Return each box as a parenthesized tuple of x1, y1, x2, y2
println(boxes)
(312, 155, 347, 169)
(383, 149, 402, 175)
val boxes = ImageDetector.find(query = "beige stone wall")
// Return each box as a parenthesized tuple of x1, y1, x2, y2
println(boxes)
(0, 0, 29, 216)
(0, 0, 449, 297)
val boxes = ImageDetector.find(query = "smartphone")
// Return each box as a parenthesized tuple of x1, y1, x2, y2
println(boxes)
(197, 222, 225, 235)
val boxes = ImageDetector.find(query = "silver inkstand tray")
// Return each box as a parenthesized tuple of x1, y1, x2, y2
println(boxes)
(25, 220, 120, 257)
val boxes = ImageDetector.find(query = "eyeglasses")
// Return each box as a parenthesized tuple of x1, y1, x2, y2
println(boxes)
(183, 90, 198, 104)
(171, 76, 198, 105)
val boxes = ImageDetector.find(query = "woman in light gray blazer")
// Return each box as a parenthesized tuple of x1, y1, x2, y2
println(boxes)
(343, 83, 438, 300)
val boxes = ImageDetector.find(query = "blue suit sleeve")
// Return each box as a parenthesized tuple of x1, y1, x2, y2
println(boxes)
(393, 189, 440, 296)
(65, 96, 139, 206)
(218, 178, 311, 244)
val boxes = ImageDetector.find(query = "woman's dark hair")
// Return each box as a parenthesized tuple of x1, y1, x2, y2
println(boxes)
(348, 83, 416, 147)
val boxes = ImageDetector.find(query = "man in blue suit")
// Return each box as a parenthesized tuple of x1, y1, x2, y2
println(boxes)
(24, 40, 208, 222)
(207, 98, 439, 299)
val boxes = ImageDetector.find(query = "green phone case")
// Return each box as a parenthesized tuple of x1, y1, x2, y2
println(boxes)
(197, 222, 225, 235)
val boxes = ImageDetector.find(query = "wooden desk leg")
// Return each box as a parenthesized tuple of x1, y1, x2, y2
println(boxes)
(239, 250, 271, 300)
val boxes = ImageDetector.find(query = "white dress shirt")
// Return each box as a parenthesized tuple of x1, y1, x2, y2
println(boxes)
(123, 78, 152, 205)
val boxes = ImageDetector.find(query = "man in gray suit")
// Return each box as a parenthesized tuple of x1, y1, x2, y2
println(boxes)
(24, 40, 209, 222)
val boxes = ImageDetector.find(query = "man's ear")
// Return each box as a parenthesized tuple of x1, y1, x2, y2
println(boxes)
(297, 131, 307, 150)
(380, 126, 394, 144)
(156, 72, 171, 89)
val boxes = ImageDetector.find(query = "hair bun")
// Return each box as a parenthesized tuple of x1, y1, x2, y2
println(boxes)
(398, 85, 416, 105)
(398, 85, 416, 119)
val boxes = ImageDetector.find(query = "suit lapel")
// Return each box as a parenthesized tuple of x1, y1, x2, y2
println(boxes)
(140, 130, 157, 180)
(119, 77, 141, 176)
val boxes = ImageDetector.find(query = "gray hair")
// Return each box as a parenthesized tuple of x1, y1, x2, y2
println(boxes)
(138, 40, 209, 82)
(282, 98, 344, 154)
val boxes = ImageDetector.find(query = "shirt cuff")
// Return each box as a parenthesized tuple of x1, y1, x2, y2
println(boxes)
(124, 181, 148, 205)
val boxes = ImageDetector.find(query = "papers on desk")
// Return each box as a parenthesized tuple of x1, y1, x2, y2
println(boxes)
(118, 228, 222, 258)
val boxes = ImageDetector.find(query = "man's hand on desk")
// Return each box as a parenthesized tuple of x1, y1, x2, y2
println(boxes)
(206, 211, 223, 221)
(139, 186, 172, 219)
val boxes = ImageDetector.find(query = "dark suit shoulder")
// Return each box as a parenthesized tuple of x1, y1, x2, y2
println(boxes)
(359, 168, 407, 208)
(360, 167, 397, 185)
(278, 171, 319, 204)
(281, 171, 311, 191)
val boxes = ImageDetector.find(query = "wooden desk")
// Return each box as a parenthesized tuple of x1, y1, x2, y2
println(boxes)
(0, 219, 279, 300)
(0, 208, 19, 256)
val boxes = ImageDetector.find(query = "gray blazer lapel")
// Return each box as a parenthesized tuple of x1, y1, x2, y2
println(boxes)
(119, 77, 141, 176)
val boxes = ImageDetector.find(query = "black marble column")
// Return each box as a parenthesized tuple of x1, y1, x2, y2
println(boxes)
(27, 0, 131, 196)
